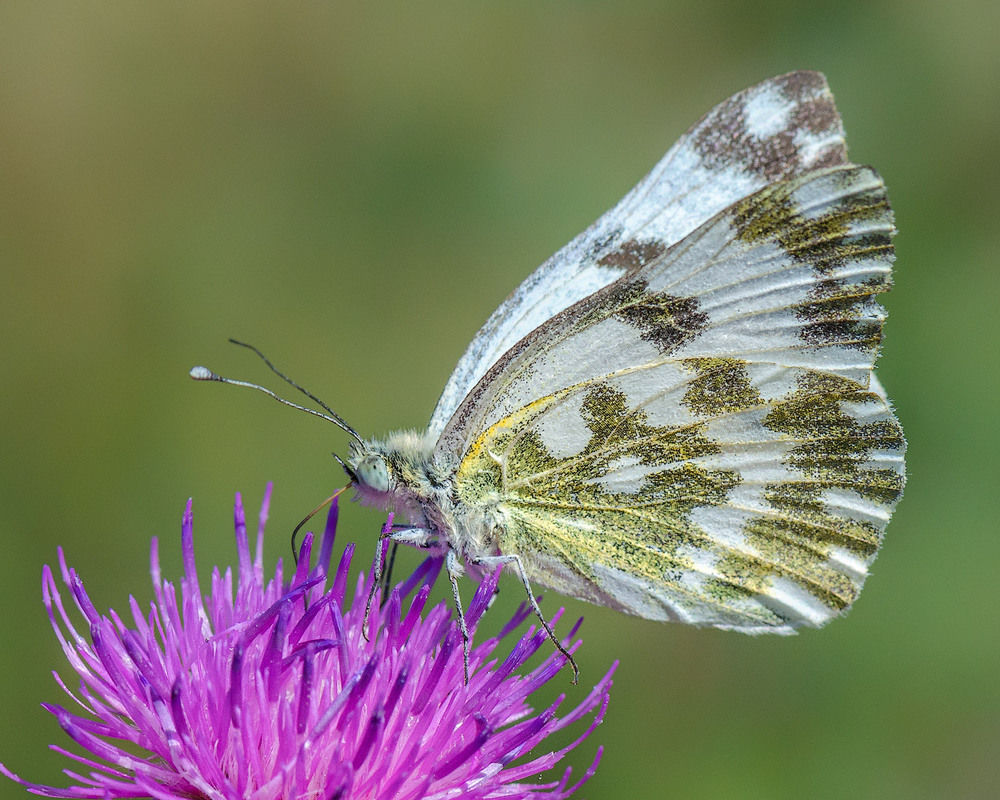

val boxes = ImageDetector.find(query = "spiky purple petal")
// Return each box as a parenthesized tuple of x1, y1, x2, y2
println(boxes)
(2, 484, 615, 799)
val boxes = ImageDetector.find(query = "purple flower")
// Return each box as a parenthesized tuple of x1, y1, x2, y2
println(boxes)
(1, 484, 615, 799)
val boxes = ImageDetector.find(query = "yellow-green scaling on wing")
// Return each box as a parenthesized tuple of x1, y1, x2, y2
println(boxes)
(447, 165, 905, 633)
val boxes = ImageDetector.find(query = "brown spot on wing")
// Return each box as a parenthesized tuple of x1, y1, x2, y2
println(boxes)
(597, 239, 667, 273)
(692, 72, 846, 181)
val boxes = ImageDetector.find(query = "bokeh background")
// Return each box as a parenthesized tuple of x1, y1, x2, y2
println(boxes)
(1, 3, 997, 799)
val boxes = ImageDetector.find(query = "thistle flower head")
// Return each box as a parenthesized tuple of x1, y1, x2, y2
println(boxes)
(1, 485, 615, 799)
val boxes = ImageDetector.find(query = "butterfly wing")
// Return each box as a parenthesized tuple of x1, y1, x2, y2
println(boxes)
(438, 165, 904, 632)
(429, 71, 849, 437)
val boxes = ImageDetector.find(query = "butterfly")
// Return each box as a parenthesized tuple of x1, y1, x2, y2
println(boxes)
(196, 72, 905, 682)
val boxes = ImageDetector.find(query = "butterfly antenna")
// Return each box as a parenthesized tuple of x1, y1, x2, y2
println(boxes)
(290, 486, 348, 565)
(190, 352, 363, 445)
(227, 339, 364, 443)
(189, 364, 356, 437)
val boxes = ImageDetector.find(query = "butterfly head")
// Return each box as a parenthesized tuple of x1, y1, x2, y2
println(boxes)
(345, 430, 438, 513)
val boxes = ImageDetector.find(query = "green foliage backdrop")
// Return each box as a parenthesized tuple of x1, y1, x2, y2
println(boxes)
(1, 3, 997, 798)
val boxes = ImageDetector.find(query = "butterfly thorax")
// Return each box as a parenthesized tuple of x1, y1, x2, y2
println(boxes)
(348, 430, 498, 564)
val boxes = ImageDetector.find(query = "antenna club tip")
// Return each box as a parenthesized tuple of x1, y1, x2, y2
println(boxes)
(189, 366, 214, 380)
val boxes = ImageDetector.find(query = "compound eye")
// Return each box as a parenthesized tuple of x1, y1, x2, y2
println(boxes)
(356, 455, 390, 493)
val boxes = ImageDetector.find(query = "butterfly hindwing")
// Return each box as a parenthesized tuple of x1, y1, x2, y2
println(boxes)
(445, 165, 904, 631)
(429, 71, 850, 437)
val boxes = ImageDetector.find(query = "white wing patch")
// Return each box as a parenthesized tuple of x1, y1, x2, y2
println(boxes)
(741, 82, 796, 139)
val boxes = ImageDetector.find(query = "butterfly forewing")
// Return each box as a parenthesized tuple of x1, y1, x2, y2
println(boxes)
(443, 165, 904, 631)
(429, 71, 850, 437)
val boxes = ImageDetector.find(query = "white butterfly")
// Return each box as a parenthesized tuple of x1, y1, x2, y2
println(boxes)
(196, 72, 905, 682)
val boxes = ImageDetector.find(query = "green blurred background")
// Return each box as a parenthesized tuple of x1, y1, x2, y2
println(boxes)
(1, 2, 996, 798)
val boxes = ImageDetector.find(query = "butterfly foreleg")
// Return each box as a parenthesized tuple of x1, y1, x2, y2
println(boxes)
(379, 541, 399, 598)
(471, 552, 580, 684)
(362, 524, 439, 643)
(445, 548, 472, 685)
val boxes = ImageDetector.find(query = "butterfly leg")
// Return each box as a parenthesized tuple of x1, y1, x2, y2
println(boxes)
(445, 548, 472, 685)
(362, 525, 437, 642)
(472, 553, 579, 684)
(379, 541, 399, 599)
